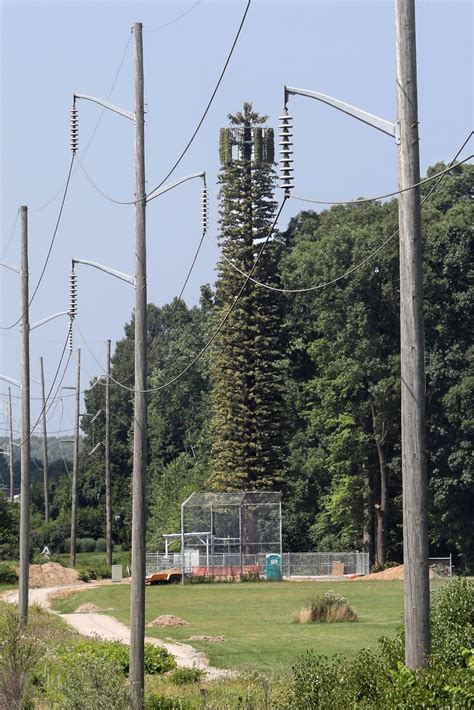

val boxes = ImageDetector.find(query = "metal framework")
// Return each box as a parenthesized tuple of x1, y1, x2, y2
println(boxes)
(171, 491, 283, 580)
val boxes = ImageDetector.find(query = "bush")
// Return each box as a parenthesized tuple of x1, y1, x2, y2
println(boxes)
(65, 639, 175, 676)
(293, 591, 358, 623)
(145, 694, 191, 710)
(55, 649, 130, 709)
(143, 643, 176, 675)
(169, 666, 205, 685)
(430, 577, 474, 666)
(76, 566, 97, 583)
(0, 561, 18, 584)
(95, 538, 107, 552)
(0, 604, 43, 709)
(76, 537, 96, 553)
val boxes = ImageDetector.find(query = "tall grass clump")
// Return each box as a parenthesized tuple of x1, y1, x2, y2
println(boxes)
(293, 591, 358, 624)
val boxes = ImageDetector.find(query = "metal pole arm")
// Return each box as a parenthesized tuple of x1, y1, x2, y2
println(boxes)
(74, 93, 135, 122)
(30, 311, 70, 331)
(0, 374, 21, 388)
(146, 171, 206, 203)
(73, 258, 135, 286)
(285, 85, 399, 143)
(0, 259, 20, 274)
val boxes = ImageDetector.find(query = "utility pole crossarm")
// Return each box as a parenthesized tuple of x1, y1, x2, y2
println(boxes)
(74, 93, 135, 122)
(30, 311, 70, 331)
(146, 171, 206, 202)
(0, 259, 20, 274)
(285, 85, 399, 143)
(73, 258, 135, 286)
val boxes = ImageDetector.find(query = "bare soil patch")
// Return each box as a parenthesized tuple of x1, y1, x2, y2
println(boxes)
(148, 614, 189, 627)
(189, 635, 225, 642)
(356, 564, 440, 581)
(27, 562, 80, 588)
(73, 602, 103, 613)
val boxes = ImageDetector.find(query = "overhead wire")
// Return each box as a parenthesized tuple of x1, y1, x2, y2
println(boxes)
(289, 155, 473, 206)
(75, 196, 288, 393)
(217, 141, 473, 294)
(76, 0, 252, 207)
(146, 0, 252, 199)
(145, 1, 201, 32)
(1, 210, 20, 259)
(30, 30, 133, 214)
(0, 154, 76, 331)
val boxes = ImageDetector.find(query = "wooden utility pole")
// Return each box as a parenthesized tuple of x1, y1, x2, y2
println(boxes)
(70, 348, 81, 567)
(395, 0, 430, 668)
(18, 205, 30, 627)
(105, 339, 112, 568)
(40, 357, 49, 523)
(129, 21, 147, 709)
(8, 388, 14, 502)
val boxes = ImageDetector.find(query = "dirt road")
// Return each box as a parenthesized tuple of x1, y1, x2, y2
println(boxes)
(3, 585, 232, 679)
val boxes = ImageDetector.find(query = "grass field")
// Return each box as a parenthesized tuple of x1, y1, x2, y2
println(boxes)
(51, 580, 433, 671)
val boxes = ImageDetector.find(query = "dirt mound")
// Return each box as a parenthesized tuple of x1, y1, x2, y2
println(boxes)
(189, 635, 225, 642)
(356, 564, 440, 581)
(28, 562, 80, 588)
(148, 615, 189, 628)
(74, 603, 102, 613)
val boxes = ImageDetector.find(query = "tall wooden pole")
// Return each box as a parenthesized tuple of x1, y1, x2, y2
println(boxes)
(40, 357, 49, 523)
(8, 387, 14, 502)
(129, 21, 147, 709)
(105, 339, 112, 567)
(18, 205, 30, 627)
(395, 0, 430, 669)
(70, 348, 81, 567)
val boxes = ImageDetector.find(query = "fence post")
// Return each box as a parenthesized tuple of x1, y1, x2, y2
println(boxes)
(287, 551, 291, 578)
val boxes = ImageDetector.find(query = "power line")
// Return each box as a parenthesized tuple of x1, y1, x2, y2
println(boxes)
(218, 141, 473, 294)
(17, 332, 72, 446)
(289, 154, 473, 206)
(145, 1, 201, 32)
(1, 210, 19, 259)
(76, 196, 288, 394)
(76, 1, 252, 207)
(0, 155, 76, 331)
(146, 0, 252, 199)
(30, 31, 133, 214)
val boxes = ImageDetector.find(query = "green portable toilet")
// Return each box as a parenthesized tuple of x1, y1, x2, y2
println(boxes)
(265, 554, 282, 580)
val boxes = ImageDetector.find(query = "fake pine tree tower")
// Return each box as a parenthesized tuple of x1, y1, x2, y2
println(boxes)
(210, 103, 286, 491)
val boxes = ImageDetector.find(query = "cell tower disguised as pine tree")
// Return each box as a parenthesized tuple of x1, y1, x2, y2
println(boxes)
(209, 103, 286, 491)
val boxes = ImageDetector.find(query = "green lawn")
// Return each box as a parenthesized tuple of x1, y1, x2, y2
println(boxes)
(51, 580, 429, 671)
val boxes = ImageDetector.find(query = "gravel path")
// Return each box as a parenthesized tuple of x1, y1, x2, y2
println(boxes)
(3, 585, 233, 679)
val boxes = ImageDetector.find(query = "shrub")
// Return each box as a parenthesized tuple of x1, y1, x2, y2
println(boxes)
(169, 666, 205, 685)
(76, 566, 96, 583)
(293, 591, 358, 623)
(143, 643, 176, 675)
(430, 577, 474, 666)
(65, 639, 175, 676)
(55, 649, 130, 709)
(95, 538, 107, 552)
(76, 537, 96, 553)
(0, 604, 43, 709)
(145, 694, 191, 710)
(0, 561, 18, 584)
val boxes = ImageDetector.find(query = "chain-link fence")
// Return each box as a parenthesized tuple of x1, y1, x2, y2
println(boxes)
(429, 555, 453, 579)
(145, 550, 370, 579)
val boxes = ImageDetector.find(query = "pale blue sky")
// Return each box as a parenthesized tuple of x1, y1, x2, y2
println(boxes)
(1, 0, 472, 440)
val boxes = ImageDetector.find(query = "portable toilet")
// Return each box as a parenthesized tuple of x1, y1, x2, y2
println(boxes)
(265, 554, 282, 580)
